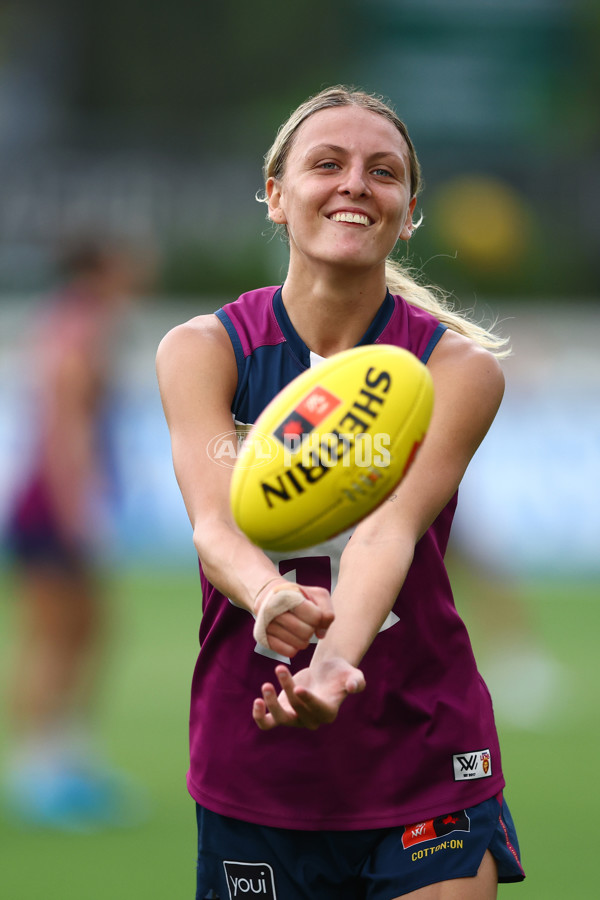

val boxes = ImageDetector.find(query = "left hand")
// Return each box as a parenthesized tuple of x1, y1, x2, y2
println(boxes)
(252, 659, 366, 731)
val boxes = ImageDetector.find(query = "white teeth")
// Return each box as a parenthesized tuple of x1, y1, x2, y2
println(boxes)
(330, 212, 371, 226)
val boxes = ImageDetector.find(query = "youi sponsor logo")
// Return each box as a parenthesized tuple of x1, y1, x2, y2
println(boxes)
(222, 861, 277, 899)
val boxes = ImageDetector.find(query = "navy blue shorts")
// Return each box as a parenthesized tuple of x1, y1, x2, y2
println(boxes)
(195, 792, 525, 899)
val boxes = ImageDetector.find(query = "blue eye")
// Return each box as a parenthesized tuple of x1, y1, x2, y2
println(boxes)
(319, 162, 339, 170)
(372, 167, 393, 178)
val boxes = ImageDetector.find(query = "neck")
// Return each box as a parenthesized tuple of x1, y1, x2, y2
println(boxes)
(281, 263, 388, 357)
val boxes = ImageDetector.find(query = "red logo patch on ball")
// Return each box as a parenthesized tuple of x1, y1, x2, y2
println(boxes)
(296, 386, 341, 424)
(273, 386, 341, 447)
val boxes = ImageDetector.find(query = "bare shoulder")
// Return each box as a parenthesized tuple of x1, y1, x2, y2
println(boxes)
(423, 328, 506, 465)
(157, 313, 231, 364)
(156, 313, 237, 414)
(157, 312, 235, 377)
(428, 328, 505, 404)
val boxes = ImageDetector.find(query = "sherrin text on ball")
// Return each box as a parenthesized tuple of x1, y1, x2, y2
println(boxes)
(230, 344, 434, 551)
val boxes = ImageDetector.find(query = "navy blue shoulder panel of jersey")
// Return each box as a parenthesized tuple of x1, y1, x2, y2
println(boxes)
(214, 306, 245, 368)
(421, 322, 447, 363)
(215, 299, 305, 424)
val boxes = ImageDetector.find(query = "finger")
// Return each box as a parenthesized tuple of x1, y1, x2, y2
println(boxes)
(259, 631, 303, 659)
(267, 613, 315, 648)
(253, 586, 305, 648)
(274, 667, 325, 730)
(252, 697, 277, 731)
(261, 607, 328, 656)
(256, 626, 307, 658)
(290, 601, 334, 641)
(261, 681, 299, 726)
(301, 587, 335, 622)
(274, 665, 305, 707)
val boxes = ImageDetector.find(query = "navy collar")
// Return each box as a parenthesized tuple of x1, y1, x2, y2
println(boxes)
(272, 287, 395, 367)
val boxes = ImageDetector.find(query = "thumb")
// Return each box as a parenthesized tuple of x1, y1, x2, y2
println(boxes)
(346, 669, 366, 694)
(301, 585, 334, 632)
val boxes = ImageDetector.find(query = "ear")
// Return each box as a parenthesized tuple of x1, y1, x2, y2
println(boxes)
(398, 196, 418, 242)
(266, 177, 287, 224)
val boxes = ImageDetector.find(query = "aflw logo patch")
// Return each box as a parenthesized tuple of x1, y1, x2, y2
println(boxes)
(402, 810, 471, 849)
(223, 861, 277, 899)
(452, 749, 492, 781)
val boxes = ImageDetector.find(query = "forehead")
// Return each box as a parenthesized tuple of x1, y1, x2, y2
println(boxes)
(289, 105, 410, 163)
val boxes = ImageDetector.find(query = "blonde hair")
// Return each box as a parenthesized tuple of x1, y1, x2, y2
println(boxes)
(260, 85, 510, 358)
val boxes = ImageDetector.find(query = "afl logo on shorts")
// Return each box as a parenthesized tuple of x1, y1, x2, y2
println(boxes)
(223, 861, 277, 899)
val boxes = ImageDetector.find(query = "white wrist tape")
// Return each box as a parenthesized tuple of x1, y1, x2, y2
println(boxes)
(253, 583, 305, 648)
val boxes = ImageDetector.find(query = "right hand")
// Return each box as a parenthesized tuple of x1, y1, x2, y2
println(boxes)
(253, 583, 334, 658)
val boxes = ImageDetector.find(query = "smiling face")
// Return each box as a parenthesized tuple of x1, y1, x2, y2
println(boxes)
(266, 105, 417, 275)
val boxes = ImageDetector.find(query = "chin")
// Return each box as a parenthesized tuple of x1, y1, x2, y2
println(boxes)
(326, 249, 385, 270)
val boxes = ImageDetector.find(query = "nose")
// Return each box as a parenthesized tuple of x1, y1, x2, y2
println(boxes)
(338, 164, 370, 198)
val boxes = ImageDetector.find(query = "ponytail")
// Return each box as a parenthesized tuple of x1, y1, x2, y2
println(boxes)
(385, 257, 511, 358)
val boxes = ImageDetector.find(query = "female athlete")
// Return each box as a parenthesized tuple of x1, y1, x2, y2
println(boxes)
(157, 86, 525, 899)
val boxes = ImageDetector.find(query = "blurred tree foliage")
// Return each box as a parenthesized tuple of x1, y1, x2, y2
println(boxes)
(59, 0, 359, 155)
(2, 0, 599, 302)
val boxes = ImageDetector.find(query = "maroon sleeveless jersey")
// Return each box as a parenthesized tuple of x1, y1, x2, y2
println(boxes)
(187, 287, 504, 829)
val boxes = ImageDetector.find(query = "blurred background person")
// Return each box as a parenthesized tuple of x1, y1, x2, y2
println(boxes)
(2, 238, 148, 829)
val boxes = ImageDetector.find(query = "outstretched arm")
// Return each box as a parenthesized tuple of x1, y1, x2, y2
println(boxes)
(156, 315, 333, 658)
(253, 330, 505, 730)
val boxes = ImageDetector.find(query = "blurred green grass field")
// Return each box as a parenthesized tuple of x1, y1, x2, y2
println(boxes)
(0, 568, 598, 899)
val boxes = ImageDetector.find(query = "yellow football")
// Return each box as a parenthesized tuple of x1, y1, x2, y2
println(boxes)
(229, 344, 434, 552)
